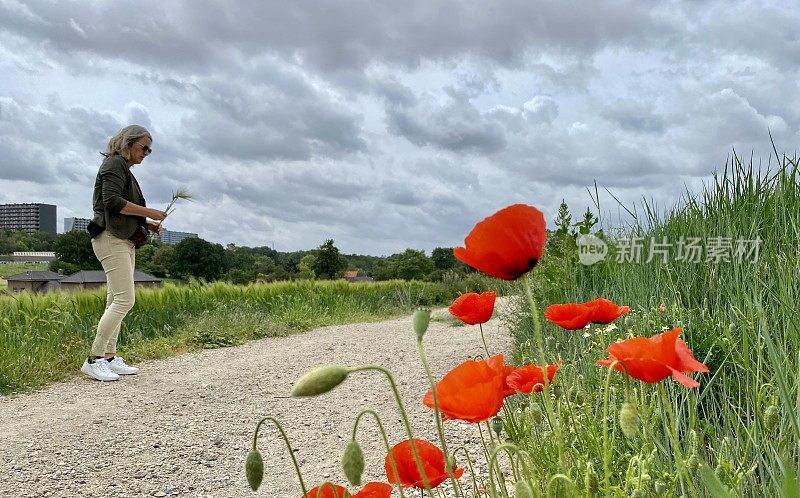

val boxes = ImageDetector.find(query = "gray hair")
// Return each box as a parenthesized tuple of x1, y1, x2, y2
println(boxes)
(102, 125, 152, 161)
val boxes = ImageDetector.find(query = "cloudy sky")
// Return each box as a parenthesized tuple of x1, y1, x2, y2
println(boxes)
(1, 1, 798, 255)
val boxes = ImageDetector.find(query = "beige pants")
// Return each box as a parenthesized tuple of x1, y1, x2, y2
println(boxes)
(91, 230, 136, 356)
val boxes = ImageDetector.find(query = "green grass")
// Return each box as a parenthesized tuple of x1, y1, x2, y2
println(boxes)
(0, 262, 49, 279)
(504, 151, 800, 496)
(0, 279, 466, 395)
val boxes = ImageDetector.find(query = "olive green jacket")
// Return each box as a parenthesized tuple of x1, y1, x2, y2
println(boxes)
(91, 155, 146, 239)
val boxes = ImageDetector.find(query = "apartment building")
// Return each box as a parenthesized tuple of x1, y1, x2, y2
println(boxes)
(64, 217, 91, 233)
(0, 203, 57, 234)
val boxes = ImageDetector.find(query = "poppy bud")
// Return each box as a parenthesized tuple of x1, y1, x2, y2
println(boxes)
(491, 416, 504, 437)
(342, 439, 365, 486)
(245, 449, 264, 491)
(291, 365, 350, 397)
(763, 405, 779, 432)
(413, 308, 431, 340)
(514, 479, 534, 498)
(619, 401, 640, 439)
(529, 404, 543, 424)
(584, 462, 599, 495)
(659, 303, 666, 314)
(632, 489, 646, 498)
(446, 455, 457, 474)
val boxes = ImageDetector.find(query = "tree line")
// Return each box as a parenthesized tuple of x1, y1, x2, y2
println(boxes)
(0, 229, 471, 283)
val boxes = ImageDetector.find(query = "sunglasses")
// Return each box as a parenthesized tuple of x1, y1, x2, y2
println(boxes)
(137, 143, 152, 155)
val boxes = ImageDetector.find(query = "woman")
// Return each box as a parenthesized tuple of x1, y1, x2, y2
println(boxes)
(81, 125, 167, 382)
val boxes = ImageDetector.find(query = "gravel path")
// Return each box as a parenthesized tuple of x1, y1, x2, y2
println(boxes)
(0, 300, 515, 498)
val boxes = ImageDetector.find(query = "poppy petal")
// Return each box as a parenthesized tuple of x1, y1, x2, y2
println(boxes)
(597, 327, 708, 388)
(454, 204, 546, 280)
(449, 291, 496, 325)
(352, 482, 393, 498)
(584, 298, 631, 324)
(669, 367, 701, 389)
(423, 355, 505, 423)
(544, 303, 592, 330)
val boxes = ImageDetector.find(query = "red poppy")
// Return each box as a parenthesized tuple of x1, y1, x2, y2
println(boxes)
(500, 364, 518, 398)
(584, 298, 630, 324)
(506, 361, 562, 394)
(545, 298, 630, 330)
(384, 439, 464, 489)
(596, 327, 709, 388)
(351, 482, 393, 498)
(423, 354, 505, 422)
(304, 483, 348, 498)
(544, 303, 592, 330)
(454, 204, 547, 280)
(449, 291, 496, 325)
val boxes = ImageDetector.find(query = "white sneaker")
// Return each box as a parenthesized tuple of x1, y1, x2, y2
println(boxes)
(107, 356, 139, 375)
(81, 358, 120, 382)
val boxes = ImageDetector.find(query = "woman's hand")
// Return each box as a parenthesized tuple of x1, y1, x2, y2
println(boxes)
(146, 221, 163, 235)
(147, 208, 168, 221)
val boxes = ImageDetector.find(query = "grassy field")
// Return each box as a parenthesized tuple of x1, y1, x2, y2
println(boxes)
(0, 278, 499, 395)
(500, 153, 800, 496)
(0, 262, 49, 290)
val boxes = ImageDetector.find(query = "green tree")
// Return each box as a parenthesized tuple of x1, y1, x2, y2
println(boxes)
(431, 247, 457, 270)
(135, 244, 157, 274)
(312, 239, 346, 279)
(170, 237, 225, 280)
(297, 254, 317, 279)
(51, 231, 100, 270)
(391, 249, 434, 281)
(371, 259, 395, 281)
(554, 199, 572, 236)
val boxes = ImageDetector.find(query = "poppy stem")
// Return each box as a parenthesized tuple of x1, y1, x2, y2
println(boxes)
(657, 383, 697, 497)
(449, 446, 481, 497)
(487, 443, 524, 498)
(478, 323, 491, 357)
(546, 474, 578, 496)
(351, 409, 408, 498)
(601, 362, 617, 496)
(523, 275, 565, 466)
(252, 416, 308, 497)
(415, 337, 462, 497)
(348, 365, 437, 498)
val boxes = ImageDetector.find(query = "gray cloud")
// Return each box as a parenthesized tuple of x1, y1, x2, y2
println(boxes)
(2, 0, 799, 255)
(387, 98, 507, 154)
(600, 100, 665, 134)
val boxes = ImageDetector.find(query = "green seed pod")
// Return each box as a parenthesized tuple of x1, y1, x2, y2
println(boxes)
(491, 416, 504, 437)
(654, 480, 666, 495)
(551, 385, 562, 399)
(514, 479, 534, 498)
(763, 405, 779, 432)
(291, 365, 350, 397)
(619, 401, 640, 439)
(245, 449, 264, 491)
(446, 455, 457, 473)
(570, 387, 585, 406)
(413, 308, 431, 339)
(585, 462, 599, 496)
(342, 439, 365, 486)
